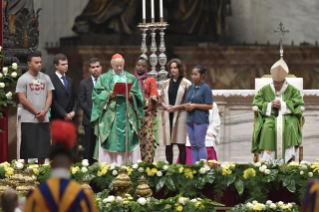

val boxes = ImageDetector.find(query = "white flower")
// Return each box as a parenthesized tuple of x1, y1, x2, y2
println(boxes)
(5, 92, 12, 99)
(11, 71, 17, 78)
(266, 200, 272, 205)
(199, 167, 206, 174)
(163, 165, 169, 170)
(178, 197, 188, 205)
(252, 200, 258, 204)
(259, 166, 266, 173)
(12, 63, 18, 70)
(0, 83, 5, 88)
(138, 167, 144, 172)
(156, 171, 162, 177)
(278, 201, 284, 205)
(287, 203, 292, 208)
(300, 165, 307, 170)
(220, 162, 229, 168)
(264, 169, 271, 175)
(190, 199, 197, 203)
(132, 164, 138, 169)
(107, 196, 115, 202)
(112, 170, 118, 175)
(270, 203, 276, 209)
(82, 159, 89, 167)
(0, 46, 2, 51)
(300, 171, 304, 175)
(16, 162, 23, 169)
(204, 165, 210, 172)
(116, 196, 123, 202)
(137, 197, 147, 205)
(164, 204, 172, 209)
(2, 67, 8, 75)
(136, 159, 142, 163)
(246, 203, 253, 209)
(102, 198, 108, 203)
(200, 159, 207, 163)
(18, 159, 24, 163)
(81, 167, 88, 173)
(164, 160, 169, 164)
(254, 162, 261, 167)
(0, 73, 3, 79)
(260, 159, 266, 163)
(260, 204, 266, 209)
(308, 172, 313, 177)
(110, 165, 116, 170)
(195, 161, 200, 165)
(300, 160, 311, 166)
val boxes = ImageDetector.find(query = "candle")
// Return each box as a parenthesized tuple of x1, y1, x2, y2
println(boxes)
(151, 0, 154, 23)
(159, 0, 163, 22)
(142, 0, 146, 23)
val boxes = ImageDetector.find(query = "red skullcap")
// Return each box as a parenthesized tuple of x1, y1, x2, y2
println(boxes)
(51, 120, 76, 149)
(112, 53, 124, 59)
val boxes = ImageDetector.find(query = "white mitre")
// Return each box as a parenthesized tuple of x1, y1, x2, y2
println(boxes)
(270, 58, 289, 81)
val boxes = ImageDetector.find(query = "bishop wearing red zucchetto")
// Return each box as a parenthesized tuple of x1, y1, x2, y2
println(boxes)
(90, 53, 144, 165)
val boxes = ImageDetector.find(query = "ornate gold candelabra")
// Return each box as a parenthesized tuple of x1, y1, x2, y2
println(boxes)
(112, 168, 133, 198)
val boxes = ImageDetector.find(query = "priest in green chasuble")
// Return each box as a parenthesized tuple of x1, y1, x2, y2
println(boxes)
(91, 53, 144, 165)
(252, 59, 305, 162)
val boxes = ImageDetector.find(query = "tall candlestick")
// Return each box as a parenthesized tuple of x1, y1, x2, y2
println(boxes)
(159, 0, 163, 22)
(151, 0, 154, 23)
(142, 0, 146, 23)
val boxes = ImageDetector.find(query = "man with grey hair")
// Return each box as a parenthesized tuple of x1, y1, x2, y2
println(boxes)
(91, 53, 144, 165)
(0, 188, 18, 212)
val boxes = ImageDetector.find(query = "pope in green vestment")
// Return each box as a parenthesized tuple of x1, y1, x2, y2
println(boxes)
(90, 54, 144, 164)
(251, 59, 305, 162)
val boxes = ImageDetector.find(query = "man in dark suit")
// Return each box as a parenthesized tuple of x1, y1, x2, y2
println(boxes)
(50, 54, 78, 122)
(79, 58, 102, 164)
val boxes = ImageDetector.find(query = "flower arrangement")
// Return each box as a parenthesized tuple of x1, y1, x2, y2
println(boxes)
(94, 189, 223, 212)
(1, 159, 319, 206)
(0, 46, 21, 117)
(226, 200, 299, 212)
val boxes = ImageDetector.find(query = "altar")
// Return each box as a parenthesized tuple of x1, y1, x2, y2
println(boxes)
(154, 89, 319, 163)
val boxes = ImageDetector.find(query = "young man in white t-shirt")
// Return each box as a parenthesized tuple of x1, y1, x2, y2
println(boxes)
(15, 53, 55, 164)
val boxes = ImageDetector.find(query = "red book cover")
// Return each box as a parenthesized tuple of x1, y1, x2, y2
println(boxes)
(113, 83, 133, 94)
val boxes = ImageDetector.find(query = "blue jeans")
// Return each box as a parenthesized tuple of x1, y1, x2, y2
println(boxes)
(187, 123, 209, 164)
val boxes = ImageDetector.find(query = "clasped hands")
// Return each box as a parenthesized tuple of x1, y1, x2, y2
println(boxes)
(271, 99, 281, 109)
(35, 110, 47, 123)
(64, 111, 75, 121)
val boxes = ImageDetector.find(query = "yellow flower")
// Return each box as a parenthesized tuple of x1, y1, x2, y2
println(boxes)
(184, 168, 194, 179)
(243, 168, 256, 179)
(199, 204, 205, 209)
(222, 168, 232, 176)
(152, 162, 158, 167)
(280, 205, 289, 209)
(197, 198, 202, 201)
(101, 162, 107, 166)
(179, 167, 184, 173)
(252, 204, 263, 211)
(4, 167, 14, 178)
(193, 170, 197, 174)
(33, 169, 39, 175)
(174, 203, 180, 206)
(123, 200, 130, 204)
(311, 162, 319, 173)
(175, 205, 183, 211)
(0, 162, 11, 168)
(71, 167, 80, 174)
(97, 171, 102, 177)
(288, 162, 300, 167)
(146, 167, 157, 176)
(121, 166, 133, 175)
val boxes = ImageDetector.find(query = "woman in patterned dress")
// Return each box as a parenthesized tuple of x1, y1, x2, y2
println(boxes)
(134, 57, 158, 163)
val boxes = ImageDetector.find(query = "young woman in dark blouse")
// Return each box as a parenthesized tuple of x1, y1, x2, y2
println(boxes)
(160, 59, 191, 164)
(184, 65, 213, 164)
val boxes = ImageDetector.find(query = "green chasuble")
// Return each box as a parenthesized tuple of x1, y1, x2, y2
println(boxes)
(91, 70, 144, 157)
(251, 83, 305, 160)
